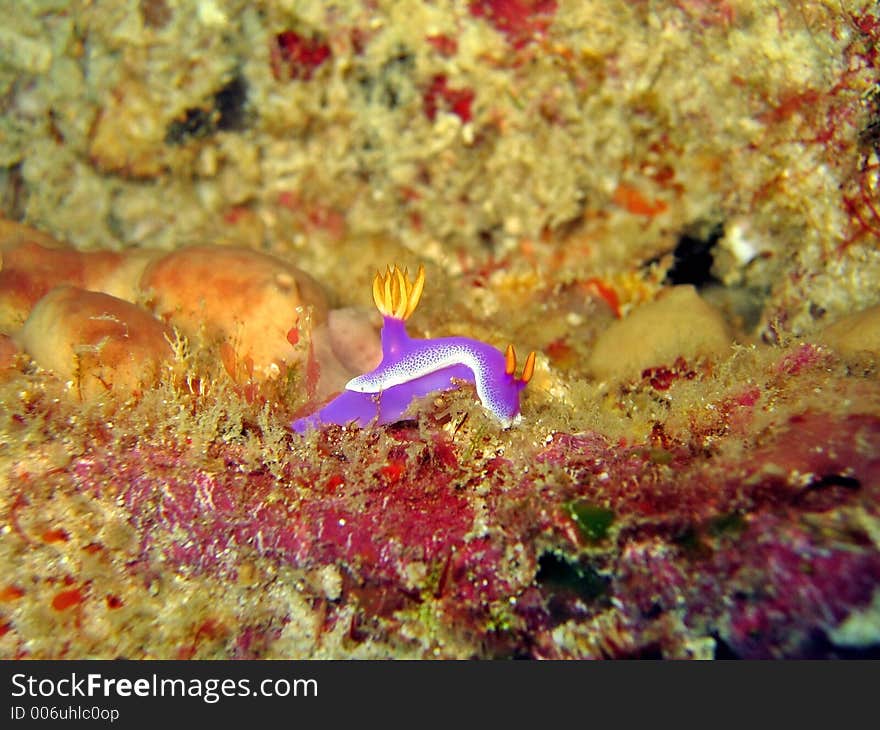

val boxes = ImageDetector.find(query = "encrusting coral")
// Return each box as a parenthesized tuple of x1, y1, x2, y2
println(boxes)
(1, 0, 880, 659)
(18, 286, 173, 400)
(0, 221, 378, 400)
(140, 244, 329, 379)
(586, 285, 732, 382)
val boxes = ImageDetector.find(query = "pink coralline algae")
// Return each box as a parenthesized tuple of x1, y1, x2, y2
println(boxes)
(70, 431, 514, 607)
(4, 311, 880, 658)
(424, 75, 475, 123)
(271, 31, 332, 81)
(46, 402, 880, 658)
(468, 0, 558, 49)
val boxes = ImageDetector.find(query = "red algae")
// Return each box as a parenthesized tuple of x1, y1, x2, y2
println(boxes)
(271, 31, 332, 82)
(775, 343, 826, 376)
(641, 357, 697, 391)
(0, 586, 24, 602)
(71, 435, 482, 596)
(423, 75, 475, 123)
(426, 34, 458, 57)
(41, 528, 70, 544)
(469, 0, 558, 49)
(612, 183, 669, 217)
(51, 588, 84, 612)
(719, 514, 880, 658)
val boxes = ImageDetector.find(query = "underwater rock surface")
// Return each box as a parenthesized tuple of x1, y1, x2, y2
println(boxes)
(1, 1, 880, 658)
(1, 282, 879, 657)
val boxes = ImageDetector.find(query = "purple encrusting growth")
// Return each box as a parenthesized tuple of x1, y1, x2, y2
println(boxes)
(292, 266, 534, 433)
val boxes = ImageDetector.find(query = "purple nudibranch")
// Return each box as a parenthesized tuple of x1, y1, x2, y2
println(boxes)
(291, 265, 535, 433)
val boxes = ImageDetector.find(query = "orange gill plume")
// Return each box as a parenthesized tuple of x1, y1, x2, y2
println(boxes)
(372, 264, 426, 321)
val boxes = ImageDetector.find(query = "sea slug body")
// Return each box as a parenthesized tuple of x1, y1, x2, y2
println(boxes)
(291, 265, 535, 432)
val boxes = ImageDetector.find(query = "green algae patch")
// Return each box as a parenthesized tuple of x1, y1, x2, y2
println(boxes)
(566, 499, 615, 542)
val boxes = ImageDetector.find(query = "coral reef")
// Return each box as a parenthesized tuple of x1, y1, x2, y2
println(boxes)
(2, 333, 879, 658)
(0, 1, 879, 659)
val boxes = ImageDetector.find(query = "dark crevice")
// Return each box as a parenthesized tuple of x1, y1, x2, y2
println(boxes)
(665, 221, 725, 288)
(165, 74, 250, 145)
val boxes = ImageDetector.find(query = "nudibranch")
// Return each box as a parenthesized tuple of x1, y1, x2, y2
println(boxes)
(291, 265, 535, 433)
